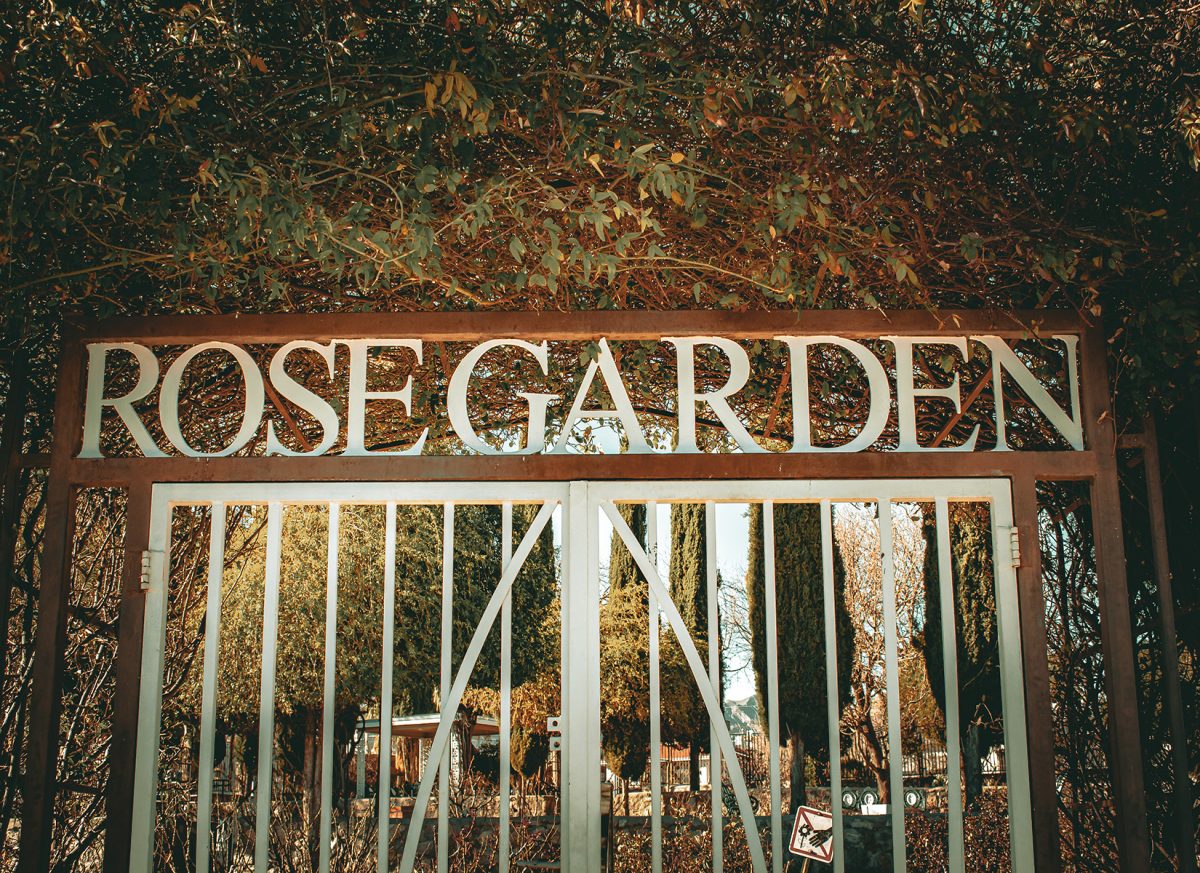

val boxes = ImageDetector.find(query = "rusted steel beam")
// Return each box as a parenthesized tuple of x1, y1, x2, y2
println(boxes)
(1132, 419, 1197, 873)
(1013, 473, 1062, 873)
(81, 308, 1088, 344)
(1079, 328, 1151, 873)
(16, 331, 84, 873)
(101, 481, 152, 873)
(0, 346, 30, 698)
(60, 450, 1100, 488)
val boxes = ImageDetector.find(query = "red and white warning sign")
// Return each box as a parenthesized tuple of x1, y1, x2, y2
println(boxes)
(788, 805, 835, 863)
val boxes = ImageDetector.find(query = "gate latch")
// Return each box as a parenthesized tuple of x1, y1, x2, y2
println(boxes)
(547, 715, 562, 752)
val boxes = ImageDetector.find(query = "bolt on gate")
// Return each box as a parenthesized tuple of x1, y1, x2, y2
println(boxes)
(17, 311, 1150, 873)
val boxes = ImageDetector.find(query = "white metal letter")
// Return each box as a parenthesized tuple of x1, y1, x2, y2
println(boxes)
(265, 340, 340, 456)
(343, 339, 428, 456)
(668, 336, 767, 453)
(975, 335, 1083, 451)
(886, 336, 980, 452)
(778, 336, 890, 453)
(160, 342, 265, 457)
(80, 342, 165, 458)
(447, 339, 558, 454)
(550, 338, 650, 453)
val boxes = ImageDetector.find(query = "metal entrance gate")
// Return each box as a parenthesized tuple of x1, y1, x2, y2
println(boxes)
(16, 310, 1153, 873)
(130, 478, 1032, 873)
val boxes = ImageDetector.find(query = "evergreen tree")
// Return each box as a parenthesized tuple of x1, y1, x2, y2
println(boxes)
(667, 503, 714, 792)
(608, 503, 648, 595)
(917, 502, 1002, 808)
(600, 504, 651, 794)
(747, 503, 855, 810)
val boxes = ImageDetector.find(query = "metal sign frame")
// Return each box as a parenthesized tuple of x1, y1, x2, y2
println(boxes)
(16, 310, 1148, 873)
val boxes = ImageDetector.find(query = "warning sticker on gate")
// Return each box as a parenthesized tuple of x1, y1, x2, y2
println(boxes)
(789, 805, 835, 863)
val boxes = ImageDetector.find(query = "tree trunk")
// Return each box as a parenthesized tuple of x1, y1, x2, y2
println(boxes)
(689, 742, 701, 793)
(963, 724, 983, 808)
(303, 708, 321, 870)
(789, 730, 806, 811)
(875, 763, 890, 804)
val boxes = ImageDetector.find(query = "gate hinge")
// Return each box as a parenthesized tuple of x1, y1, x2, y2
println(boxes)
(139, 550, 160, 590)
(547, 715, 562, 752)
(1006, 527, 1022, 568)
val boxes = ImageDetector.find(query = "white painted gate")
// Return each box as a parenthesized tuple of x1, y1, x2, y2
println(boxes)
(130, 479, 1033, 873)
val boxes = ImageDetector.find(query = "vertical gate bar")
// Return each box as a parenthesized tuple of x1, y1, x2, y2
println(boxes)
(318, 503, 341, 873)
(195, 501, 227, 873)
(102, 480, 152, 873)
(1139, 419, 1198, 873)
(763, 501, 782, 873)
(16, 330, 82, 873)
(499, 501, 513, 873)
(127, 491, 170, 873)
(586, 492, 602, 873)
(559, 502, 570, 868)
(647, 501, 663, 873)
(705, 502, 722, 873)
(439, 503, 455, 873)
(820, 500, 845, 873)
(878, 499, 906, 873)
(1011, 474, 1060, 873)
(934, 498, 964, 873)
(254, 502, 284, 873)
(565, 484, 587, 871)
(991, 488, 1035, 871)
(1080, 326, 1151, 873)
(379, 501, 397, 873)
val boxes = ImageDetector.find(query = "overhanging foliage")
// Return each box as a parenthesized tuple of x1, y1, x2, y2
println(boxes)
(1, 1, 1197, 405)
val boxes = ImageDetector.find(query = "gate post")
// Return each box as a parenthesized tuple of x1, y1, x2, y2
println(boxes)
(1012, 473, 1061, 873)
(1080, 327, 1151, 873)
(16, 332, 83, 873)
(102, 480, 152, 873)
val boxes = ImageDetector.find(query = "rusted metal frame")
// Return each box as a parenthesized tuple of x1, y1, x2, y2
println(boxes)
(60, 450, 1100, 486)
(1079, 327, 1151, 873)
(36, 310, 1108, 873)
(0, 345, 30, 699)
(16, 330, 85, 873)
(101, 480, 152, 873)
(1012, 473, 1062, 873)
(80, 307, 1088, 344)
(1126, 420, 1197, 873)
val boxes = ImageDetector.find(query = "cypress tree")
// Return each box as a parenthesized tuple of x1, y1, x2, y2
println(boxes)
(608, 503, 648, 594)
(747, 503, 855, 810)
(600, 504, 652, 792)
(918, 502, 1002, 808)
(667, 503, 713, 792)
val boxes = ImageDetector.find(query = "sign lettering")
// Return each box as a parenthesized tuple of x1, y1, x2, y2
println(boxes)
(77, 334, 1084, 458)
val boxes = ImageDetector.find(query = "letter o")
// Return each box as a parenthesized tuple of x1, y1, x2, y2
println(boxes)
(160, 342, 265, 457)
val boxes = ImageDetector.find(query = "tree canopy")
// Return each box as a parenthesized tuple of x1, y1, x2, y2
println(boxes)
(2, 1, 1197, 408)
